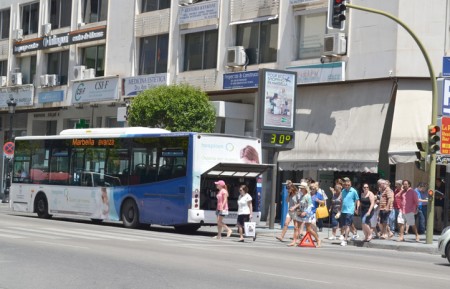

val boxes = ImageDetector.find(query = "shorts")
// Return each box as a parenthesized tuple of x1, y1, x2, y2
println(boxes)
(361, 210, 374, 226)
(237, 214, 250, 227)
(370, 209, 379, 227)
(397, 212, 415, 226)
(379, 210, 391, 224)
(330, 212, 339, 228)
(286, 211, 295, 220)
(216, 210, 227, 217)
(339, 213, 354, 227)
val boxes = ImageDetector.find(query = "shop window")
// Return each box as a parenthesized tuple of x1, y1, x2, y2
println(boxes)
(47, 50, 69, 85)
(105, 117, 124, 128)
(0, 60, 7, 76)
(236, 19, 278, 65)
(65, 119, 91, 129)
(21, 2, 39, 35)
(297, 12, 326, 60)
(82, 0, 108, 23)
(81, 45, 105, 77)
(184, 30, 218, 71)
(141, 0, 170, 13)
(0, 9, 10, 39)
(139, 34, 168, 75)
(49, 0, 72, 29)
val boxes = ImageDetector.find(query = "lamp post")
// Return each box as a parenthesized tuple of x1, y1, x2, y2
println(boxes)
(2, 96, 16, 203)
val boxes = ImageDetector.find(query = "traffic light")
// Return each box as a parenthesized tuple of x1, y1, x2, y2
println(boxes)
(328, 0, 347, 30)
(415, 141, 427, 171)
(428, 125, 440, 154)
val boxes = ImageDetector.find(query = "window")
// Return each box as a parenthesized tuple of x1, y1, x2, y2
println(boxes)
(21, 2, 39, 35)
(141, 0, 170, 13)
(18, 55, 37, 84)
(0, 9, 10, 39)
(184, 30, 218, 71)
(82, 0, 108, 23)
(139, 34, 168, 75)
(297, 13, 326, 59)
(47, 50, 69, 85)
(81, 45, 105, 77)
(49, 0, 72, 29)
(0, 60, 7, 76)
(236, 19, 278, 65)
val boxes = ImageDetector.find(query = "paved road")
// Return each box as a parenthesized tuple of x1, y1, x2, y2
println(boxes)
(0, 207, 448, 289)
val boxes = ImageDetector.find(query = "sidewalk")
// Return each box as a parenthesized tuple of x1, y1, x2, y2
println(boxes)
(254, 222, 440, 254)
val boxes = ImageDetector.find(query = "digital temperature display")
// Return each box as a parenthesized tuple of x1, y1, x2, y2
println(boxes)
(261, 130, 295, 149)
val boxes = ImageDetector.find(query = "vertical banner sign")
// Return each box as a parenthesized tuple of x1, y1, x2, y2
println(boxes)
(441, 117, 450, 155)
(259, 69, 297, 131)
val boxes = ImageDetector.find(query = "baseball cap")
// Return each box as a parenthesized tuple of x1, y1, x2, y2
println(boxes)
(214, 180, 225, 186)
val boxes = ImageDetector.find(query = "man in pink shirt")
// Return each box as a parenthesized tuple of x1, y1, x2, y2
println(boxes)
(397, 180, 420, 242)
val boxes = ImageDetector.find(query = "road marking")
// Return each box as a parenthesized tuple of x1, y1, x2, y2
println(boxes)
(11, 227, 102, 240)
(35, 241, 90, 250)
(0, 228, 64, 240)
(0, 230, 26, 239)
(239, 269, 331, 284)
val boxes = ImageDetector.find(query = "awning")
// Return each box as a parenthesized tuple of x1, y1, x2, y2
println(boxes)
(278, 80, 395, 172)
(203, 163, 273, 178)
(388, 80, 431, 164)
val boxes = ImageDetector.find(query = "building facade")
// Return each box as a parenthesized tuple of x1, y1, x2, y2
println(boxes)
(0, 0, 448, 217)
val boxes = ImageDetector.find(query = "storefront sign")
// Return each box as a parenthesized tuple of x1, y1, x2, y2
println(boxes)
(441, 117, 450, 155)
(286, 62, 345, 84)
(441, 79, 450, 116)
(13, 26, 107, 54)
(72, 77, 119, 104)
(38, 90, 64, 103)
(259, 69, 297, 131)
(179, 0, 219, 25)
(0, 85, 34, 107)
(123, 73, 168, 96)
(223, 71, 259, 90)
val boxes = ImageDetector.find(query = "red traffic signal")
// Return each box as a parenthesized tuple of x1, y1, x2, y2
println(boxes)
(328, 0, 347, 30)
(428, 125, 440, 154)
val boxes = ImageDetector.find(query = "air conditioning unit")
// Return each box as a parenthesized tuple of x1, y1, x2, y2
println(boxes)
(226, 46, 247, 66)
(11, 72, 23, 86)
(42, 23, 51, 36)
(40, 74, 49, 87)
(179, 0, 196, 5)
(323, 33, 347, 56)
(48, 74, 58, 86)
(14, 29, 23, 41)
(0, 76, 7, 87)
(83, 68, 95, 79)
(73, 65, 86, 80)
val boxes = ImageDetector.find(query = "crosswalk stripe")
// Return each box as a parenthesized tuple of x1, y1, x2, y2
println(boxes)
(61, 228, 142, 241)
(0, 228, 65, 240)
(0, 230, 26, 239)
(21, 227, 104, 240)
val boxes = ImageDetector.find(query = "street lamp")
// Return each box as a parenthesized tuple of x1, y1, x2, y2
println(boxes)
(2, 96, 16, 203)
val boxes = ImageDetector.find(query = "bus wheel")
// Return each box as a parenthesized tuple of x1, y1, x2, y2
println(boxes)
(174, 224, 201, 234)
(121, 199, 140, 229)
(35, 194, 52, 219)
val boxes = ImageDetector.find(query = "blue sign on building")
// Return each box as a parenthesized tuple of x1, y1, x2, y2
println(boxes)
(38, 90, 64, 103)
(223, 71, 259, 90)
(443, 57, 450, 77)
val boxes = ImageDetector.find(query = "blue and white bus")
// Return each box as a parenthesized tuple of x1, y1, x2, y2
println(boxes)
(10, 127, 270, 232)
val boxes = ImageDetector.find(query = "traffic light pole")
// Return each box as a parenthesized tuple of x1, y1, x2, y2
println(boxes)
(345, 2, 437, 244)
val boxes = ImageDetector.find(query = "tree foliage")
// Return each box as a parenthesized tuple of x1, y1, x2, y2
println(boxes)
(128, 84, 216, 132)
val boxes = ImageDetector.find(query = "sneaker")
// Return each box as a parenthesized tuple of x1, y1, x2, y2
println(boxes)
(352, 234, 360, 240)
(340, 241, 347, 246)
(328, 236, 336, 240)
(339, 235, 345, 241)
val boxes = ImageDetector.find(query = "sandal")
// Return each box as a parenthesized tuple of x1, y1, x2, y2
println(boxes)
(227, 229, 232, 238)
(287, 242, 296, 247)
(276, 237, 283, 242)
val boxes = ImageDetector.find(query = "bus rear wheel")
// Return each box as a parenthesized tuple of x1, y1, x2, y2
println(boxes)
(121, 199, 140, 229)
(35, 194, 52, 219)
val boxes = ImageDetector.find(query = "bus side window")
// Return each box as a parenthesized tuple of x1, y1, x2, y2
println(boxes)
(158, 165, 172, 181)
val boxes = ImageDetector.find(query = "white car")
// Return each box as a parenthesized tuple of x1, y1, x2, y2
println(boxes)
(438, 226, 450, 263)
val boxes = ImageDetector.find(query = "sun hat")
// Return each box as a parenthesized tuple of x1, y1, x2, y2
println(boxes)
(299, 181, 308, 189)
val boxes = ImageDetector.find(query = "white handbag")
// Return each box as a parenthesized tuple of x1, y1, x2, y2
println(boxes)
(244, 222, 256, 237)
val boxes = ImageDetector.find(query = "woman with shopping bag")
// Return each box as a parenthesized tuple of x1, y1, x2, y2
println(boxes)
(236, 185, 256, 242)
